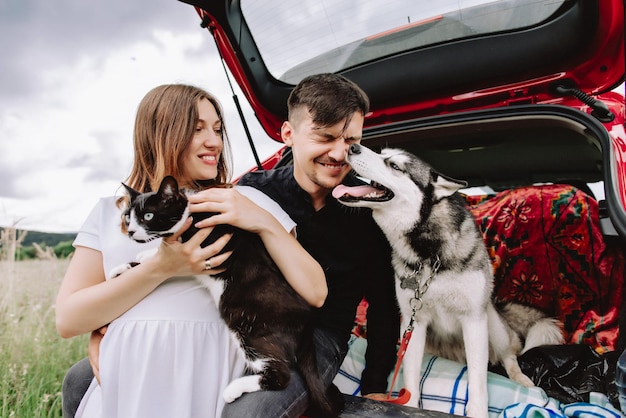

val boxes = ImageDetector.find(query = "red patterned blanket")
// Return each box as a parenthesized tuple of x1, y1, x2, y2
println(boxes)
(466, 184, 624, 353)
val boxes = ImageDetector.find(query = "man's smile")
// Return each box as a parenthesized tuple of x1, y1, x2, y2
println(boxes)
(316, 159, 347, 170)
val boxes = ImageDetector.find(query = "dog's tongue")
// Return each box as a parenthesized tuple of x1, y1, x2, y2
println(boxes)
(332, 184, 379, 199)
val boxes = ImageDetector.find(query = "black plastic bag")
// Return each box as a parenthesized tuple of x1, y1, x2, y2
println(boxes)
(490, 344, 619, 408)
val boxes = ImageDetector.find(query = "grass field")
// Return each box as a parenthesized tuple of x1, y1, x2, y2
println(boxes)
(0, 259, 88, 418)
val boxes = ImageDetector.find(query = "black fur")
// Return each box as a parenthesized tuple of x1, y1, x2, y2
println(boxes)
(121, 176, 342, 417)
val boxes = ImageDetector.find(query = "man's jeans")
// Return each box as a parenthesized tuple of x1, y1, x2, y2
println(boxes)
(61, 327, 348, 418)
(62, 356, 93, 417)
(221, 327, 348, 418)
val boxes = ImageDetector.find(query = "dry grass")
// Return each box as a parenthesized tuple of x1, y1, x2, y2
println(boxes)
(0, 259, 88, 417)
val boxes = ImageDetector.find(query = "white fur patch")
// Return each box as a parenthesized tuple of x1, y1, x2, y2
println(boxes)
(109, 248, 158, 278)
(223, 375, 262, 403)
(195, 275, 225, 311)
(108, 263, 133, 279)
(522, 318, 564, 353)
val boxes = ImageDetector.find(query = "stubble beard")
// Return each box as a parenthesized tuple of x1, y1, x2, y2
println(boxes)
(311, 163, 350, 192)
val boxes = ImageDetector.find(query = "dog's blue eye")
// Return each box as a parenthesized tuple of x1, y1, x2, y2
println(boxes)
(144, 213, 154, 221)
(125, 214, 131, 224)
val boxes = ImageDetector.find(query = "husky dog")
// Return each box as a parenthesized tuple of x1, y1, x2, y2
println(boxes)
(333, 144, 563, 418)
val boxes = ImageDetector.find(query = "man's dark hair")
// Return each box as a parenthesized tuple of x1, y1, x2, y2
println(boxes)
(287, 73, 370, 130)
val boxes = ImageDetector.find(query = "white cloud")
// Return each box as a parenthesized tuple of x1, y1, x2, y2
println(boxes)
(0, 2, 282, 232)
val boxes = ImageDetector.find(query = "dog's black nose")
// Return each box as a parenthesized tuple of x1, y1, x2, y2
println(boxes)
(349, 143, 361, 155)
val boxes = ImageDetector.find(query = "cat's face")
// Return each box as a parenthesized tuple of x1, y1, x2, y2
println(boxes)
(122, 176, 190, 243)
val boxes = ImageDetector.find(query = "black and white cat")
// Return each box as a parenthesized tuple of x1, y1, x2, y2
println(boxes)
(112, 176, 342, 417)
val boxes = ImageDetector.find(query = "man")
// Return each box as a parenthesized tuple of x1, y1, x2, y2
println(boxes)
(61, 73, 399, 417)
(224, 73, 399, 417)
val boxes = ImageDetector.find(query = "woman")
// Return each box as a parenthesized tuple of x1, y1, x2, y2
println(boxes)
(55, 84, 327, 417)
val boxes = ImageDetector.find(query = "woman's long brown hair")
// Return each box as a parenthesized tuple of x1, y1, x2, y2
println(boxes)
(125, 84, 233, 193)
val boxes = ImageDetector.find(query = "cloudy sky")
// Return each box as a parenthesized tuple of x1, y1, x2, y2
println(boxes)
(2, 1, 622, 233)
(0, 0, 282, 233)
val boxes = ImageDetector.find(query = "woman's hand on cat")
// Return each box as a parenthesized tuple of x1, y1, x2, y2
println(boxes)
(188, 187, 328, 308)
(152, 217, 232, 276)
(187, 188, 273, 234)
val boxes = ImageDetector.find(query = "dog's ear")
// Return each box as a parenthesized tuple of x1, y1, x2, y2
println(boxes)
(432, 170, 468, 200)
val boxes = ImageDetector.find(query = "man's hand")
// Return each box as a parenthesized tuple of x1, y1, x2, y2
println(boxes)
(364, 390, 412, 405)
(363, 393, 390, 401)
(88, 325, 107, 384)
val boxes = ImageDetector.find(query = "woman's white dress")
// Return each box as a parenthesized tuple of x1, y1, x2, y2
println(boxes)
(75, 186, 296, 418)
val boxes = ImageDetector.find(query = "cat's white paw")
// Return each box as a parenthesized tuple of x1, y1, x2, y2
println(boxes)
(109, 263, 133, 278)
(223, 375, 262, 403)
(222, 386, 241, 404)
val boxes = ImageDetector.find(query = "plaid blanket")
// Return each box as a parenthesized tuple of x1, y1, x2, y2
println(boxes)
(334, 336, 623, 418)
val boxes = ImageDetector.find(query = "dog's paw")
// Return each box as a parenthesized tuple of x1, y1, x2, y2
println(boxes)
(404, 393, 419, 409)
(511, 372, 534, 388)
(465, 400, 489, 418)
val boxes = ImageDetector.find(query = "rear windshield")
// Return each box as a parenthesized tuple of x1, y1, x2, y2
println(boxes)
(241, 0, 565, 84)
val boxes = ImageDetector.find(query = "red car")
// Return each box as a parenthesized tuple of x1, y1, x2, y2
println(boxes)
(180, 0, 625, 415)
(182, 0, 625, 233)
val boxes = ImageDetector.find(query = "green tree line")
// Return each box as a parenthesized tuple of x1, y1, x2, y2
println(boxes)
(17, 240, 75, 260)
(0, 228, 76, 260)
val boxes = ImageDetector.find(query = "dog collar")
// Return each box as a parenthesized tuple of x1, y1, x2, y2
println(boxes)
(398, 255, 442, 310)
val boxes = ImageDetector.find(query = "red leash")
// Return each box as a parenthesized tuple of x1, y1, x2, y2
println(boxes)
(384, 316, 414, 404)
(381, 257, 439, 405)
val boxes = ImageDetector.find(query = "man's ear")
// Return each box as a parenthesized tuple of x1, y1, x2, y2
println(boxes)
(281, 121, 294, 147)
